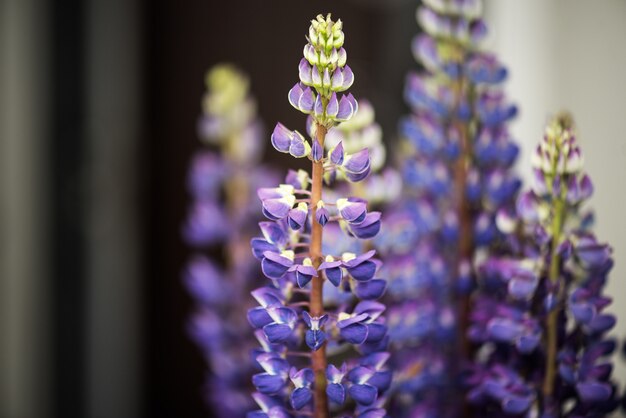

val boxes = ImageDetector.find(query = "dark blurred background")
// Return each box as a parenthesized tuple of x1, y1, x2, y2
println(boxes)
(0, 1, 415, 417)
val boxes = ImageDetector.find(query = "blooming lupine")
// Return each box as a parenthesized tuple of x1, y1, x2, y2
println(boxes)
(182, 64, 277, 417)
(468, 114, 619, 416)
(248, 14, 389, 418)
(378, 0, 521, 415)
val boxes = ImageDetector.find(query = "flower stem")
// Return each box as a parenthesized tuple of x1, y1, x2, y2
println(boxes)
(450, 70, 473, 362)
(454, 116, 473, 358)
(310, 124, 329, 418)
(542, 195, 565, 400)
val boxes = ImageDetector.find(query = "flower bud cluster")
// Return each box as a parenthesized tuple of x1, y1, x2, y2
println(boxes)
(289, 14, 358, 128)
(377, 1, 521, 416)
(468, 115, 619, 416)
(182, 64, 277, 417)
(248, 16, 390, 417)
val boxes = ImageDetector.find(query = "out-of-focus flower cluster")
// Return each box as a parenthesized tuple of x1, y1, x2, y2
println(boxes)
(182, 64, 277, 417)
(467, 114, 619, 416)
(376, 0, 520, 415)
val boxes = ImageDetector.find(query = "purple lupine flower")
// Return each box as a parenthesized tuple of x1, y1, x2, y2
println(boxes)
(289, 367, 315, 410)
(469, 114, 620, 416)
(249, 14, 388, 417)
(377, 1, 523, 416)
(182, 64, 278, 417)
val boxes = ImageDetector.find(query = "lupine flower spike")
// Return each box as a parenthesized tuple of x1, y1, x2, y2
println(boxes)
(249, 14, 389, 418)
(182, 64, 277, 417)
(377, 0, 521, 415)
(468, 114, 619, 416)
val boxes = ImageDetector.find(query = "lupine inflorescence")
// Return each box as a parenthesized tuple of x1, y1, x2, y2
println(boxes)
(467, 114, 619, 416)
(248, 14, 390, 418)
(377, 0, 521, 415)
(182, 64, 277, 417)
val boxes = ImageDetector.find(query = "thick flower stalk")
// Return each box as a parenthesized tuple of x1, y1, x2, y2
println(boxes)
(467, 114, 620, 416)
(378, 0, 521, 415)
(182, 64, 276, 417)
(248, 15, 389, 418)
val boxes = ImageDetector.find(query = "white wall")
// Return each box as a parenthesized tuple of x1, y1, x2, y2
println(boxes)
(486, 0, 626, 397)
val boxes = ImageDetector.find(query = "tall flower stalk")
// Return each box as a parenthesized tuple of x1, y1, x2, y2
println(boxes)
(380, 0, 520, 415)
(182, 64, 276, 417)
(249, 14, 389, 418)
(468, 114, 620, 416)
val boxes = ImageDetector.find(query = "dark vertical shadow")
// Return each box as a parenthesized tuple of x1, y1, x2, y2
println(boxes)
(51, 1, 86, 417)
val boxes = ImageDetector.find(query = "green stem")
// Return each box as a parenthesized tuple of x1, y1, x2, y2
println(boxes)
(542, 195, 565, 400)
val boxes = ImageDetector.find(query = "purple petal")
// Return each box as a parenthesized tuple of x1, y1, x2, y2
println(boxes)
(262, 197, 294, 221)
(298, 58, 313, 86)
(355, 279, 387, 300)
(345, 165, 371, 182)
(346, 260, 377, 282)
(290, 387, 312, 410)
(327, 383, 346, 405)
(586, 314, 616, 334)
(327, 92, 339, 118)
(349, 212, 381, 239)
(288, 207, 307, 230)
(248, 307, 274, 329)
(271, 122, 292, 153)
(289, 133, 309, 158)
(365, 323, 387, 342)
(251, 237, 277, 260)
(288, 83, 303, 109)
(295, 268, 315, 288)
(263, 323, 293, 343)
(367, 370, 392, 392)
(501, 395, 532, 414)
(570, 302, 595, 324)
(576, 381, 612, 403)
(340, 323, 369, 344)
(251, 287, 283, 307)
(337, 313, 369, 329)
(315, 206, 329, 226)
(343, 149, 370, 174)
(298, 88, 315, 113)
(312, 66, 322, 87)
(516, 334, 540, 354)
(338, 199, 367, 224)
(330, 141, 344, 165)
(252, 373, 286, 395)
(331, 68, 344, 91)
(508, 276, 538, 300)
(349, 384, 377, 406)
(488, 318, 523, 343)
(259, 221, 288, 246)
(261, 251, 293, 279)
(312, 139, 323, 162)
(305, 329, 326, 351)
(336, 95, 354, 120)
(580, 174, 593, 200)
(314, 94, 324, 118)
(342, 66, 354, 90)
(323, 266, 342, 286)
(354, 300, 386, 318)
